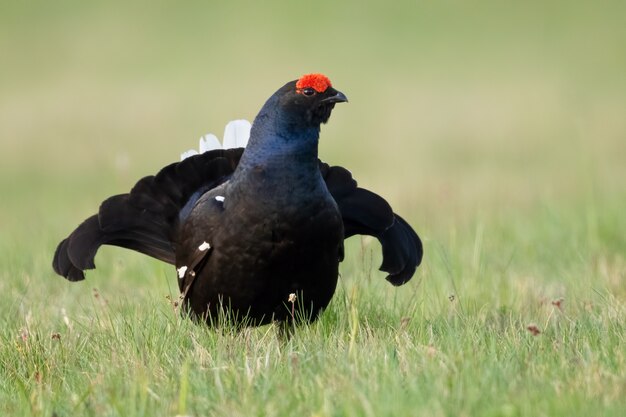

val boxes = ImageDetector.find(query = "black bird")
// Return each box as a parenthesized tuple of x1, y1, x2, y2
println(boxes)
(53, 74, 423, 326)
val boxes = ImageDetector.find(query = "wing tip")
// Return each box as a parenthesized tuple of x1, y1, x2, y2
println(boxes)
(379, 214, 424, 286)
(385, 268, 416, 286)
(52, 238, 87, 282)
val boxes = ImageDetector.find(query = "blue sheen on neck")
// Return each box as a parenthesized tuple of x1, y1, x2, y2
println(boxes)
(235, 95, 321, 174)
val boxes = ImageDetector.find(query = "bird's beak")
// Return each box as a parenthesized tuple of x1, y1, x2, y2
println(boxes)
(322, 89, 349, 104)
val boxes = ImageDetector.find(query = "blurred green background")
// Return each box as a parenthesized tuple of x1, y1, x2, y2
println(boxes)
(2, 0, 625, 230)
(1, 0, 625, 301)
(1, 1, 625, 415)
(1, 0, 625, 292)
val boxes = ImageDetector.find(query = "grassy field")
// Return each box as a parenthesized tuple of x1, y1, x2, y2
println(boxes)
(1, 1, 625, 416)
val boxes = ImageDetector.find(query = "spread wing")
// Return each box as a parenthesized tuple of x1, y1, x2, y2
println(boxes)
(53, 149, 422, 286)
(52, 149, 243, 281)
(319, 162, 423, 286)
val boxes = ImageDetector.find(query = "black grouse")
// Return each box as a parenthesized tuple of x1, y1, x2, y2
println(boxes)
(53, 74, 423, 326)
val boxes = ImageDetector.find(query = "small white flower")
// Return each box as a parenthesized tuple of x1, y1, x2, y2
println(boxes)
(215, 196, 225, 202)
(288, 293, 297, 303)
(181, 119, 252, 160)
(198, 241, 211, 251)
(177, 266, 188, 278)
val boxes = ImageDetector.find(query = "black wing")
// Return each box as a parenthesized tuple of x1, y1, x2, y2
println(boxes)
(52, 149, 243, 281)
(319, 162, 423, 286)
(53, 149, 422, 285)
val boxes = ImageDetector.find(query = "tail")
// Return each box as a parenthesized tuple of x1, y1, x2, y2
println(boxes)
(52, 148, 244, 281)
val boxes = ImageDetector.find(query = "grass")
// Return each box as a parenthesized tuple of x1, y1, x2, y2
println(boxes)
(1, 1, 625, 416)
(1, 227, 624, 416)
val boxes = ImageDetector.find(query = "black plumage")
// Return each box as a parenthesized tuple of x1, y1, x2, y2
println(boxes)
(53, 74, 423, 326)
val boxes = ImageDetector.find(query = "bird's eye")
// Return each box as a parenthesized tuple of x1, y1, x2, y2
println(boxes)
(302, 87, 315, 96)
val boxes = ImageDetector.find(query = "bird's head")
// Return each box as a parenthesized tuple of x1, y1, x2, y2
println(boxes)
(273, 73, 348, 129)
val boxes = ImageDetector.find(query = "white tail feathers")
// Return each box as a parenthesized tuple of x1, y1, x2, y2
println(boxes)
(199, 134, 221, 153)
(181, 119, 252, 160)
(223, 120, 251, 149)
